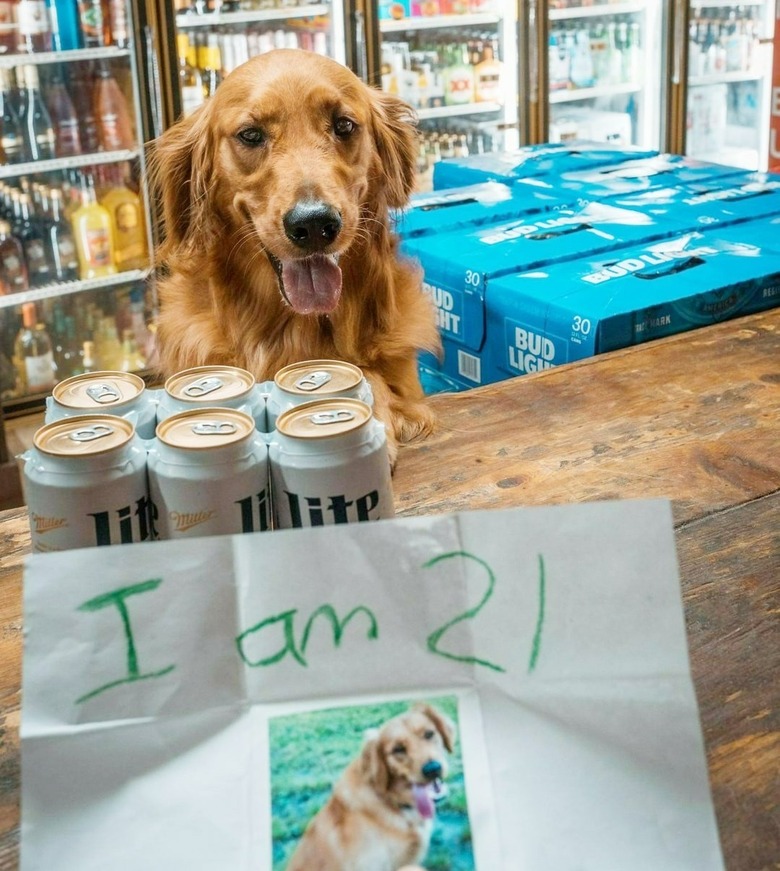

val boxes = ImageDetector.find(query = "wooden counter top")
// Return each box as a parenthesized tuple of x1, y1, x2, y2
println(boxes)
(1, 309, 778, 870)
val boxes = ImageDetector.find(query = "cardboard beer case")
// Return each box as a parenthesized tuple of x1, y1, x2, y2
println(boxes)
(482, 226, 780, 383)
(432, 142, 659, 189)
(402, 200, 688, 391)
(600, 171, 780, 231)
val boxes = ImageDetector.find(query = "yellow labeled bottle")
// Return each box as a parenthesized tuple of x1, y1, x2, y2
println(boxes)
(71, 181, 117, 280)
(100, 180, 149, 272)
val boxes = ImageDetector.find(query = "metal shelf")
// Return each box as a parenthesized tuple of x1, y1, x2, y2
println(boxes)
(549, 2, 646, 21)
(0, 269, 152, 310)
(417, 101, 502, 120)
(689, 70, 764, 86)
(176, 4, 328, 27)
(0, 46, 131, 69)
(0, 149, 141, 180)
(380, 13, 500, 33)
(549, 82, 640, 103)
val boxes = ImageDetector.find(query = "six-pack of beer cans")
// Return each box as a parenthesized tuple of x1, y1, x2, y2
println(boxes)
(20, 361, 395, 553)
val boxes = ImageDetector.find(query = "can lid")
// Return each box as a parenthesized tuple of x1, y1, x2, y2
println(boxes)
(274, 359, 363, 396)
(164, 365, 255, 404)
(52, 371, 145, 410)
(33, 414, 135, 457)
(156, 407, 255, 449)
(276, 398, 372, 440)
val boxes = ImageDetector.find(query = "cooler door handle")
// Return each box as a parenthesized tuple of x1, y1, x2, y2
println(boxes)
(145, 25, 163, 140)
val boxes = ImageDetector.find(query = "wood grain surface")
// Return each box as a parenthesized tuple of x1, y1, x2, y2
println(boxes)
(0, 309, 778, 870)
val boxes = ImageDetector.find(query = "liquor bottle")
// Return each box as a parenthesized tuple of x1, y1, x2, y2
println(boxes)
(20, 64, 56, 161)
(45, 66, 82, 157)
(119, 327, 144, 371)
(474, 37, 503, 103)
(0, 0, 17, 54)
(0, 218, 28, 292)
(49, 0, 82, 50)
(81, 338, 96, 372)
(442, 43, 474, 106)
(16, 0, 52, 52)
(46, 187, 79, 281)
(96, 314, 121, 368)
(77, 0, 108, 47)
(200, 37, 223, 98)
(107, 0, 128, 48)
(60, 314, 83, 375)
(177, 33, 204, 116)
(68, 65, 101, 153)
(92, 61, 134, 150)
(100, 174, 148, 271)
(569, 27, 594, 88)
(70, 178, 116, 279)
(0, 69, 26, 165)
(13, 301, 56, 393)
(17, 192, 52, 287)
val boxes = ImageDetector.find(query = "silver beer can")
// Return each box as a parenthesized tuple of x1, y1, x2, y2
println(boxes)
(266, 359, 373, 430)
(269, 398, 394, 529)
(45, 371, 158, 439)
(158, 365, 266, 431)
(23, 415, 151, 552)
(148, 407, 270, 539)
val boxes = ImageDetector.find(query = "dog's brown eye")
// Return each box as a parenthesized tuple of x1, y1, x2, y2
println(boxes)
(391, 743, 406, 756)
(333, 117, 355, 139)
(236, 127, 266, 147)
(423, 729, 435, 740)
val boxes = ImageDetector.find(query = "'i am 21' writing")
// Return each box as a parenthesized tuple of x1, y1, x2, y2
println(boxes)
(74, 550, 546, 706)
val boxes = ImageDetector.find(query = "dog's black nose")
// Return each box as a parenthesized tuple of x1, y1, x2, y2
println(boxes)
(284, 201, 342, 252)
(421, 760, 442, 781)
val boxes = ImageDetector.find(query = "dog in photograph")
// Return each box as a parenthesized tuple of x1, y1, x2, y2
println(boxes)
(148, 49, 440, 464)
(286, 703, 456, 871)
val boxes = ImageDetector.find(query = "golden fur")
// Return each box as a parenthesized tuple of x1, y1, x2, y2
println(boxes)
(148, 49, 440, 463)
(287, 703, 456, 871)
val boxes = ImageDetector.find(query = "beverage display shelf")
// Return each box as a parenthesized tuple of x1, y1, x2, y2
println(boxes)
(691, 0, 764, 7)
(176, 4, 328, 28)
(417, 101, 501, 120)
(549, 2, 646, 21)
(689, 70, 764, 86)
(0, 269, 151, 310)
(0, 149, 141, 181)
(0, 46, 131, 70)
(380, 13, 500, 34)
(549, 82, 640, 103)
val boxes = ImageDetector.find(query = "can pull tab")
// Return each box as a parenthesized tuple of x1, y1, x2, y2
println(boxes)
(86, 382, 121, 404)
(69, 424, 115, 442)
(295, 370, 332, 392)
(310, 409, 356, 425)
(183, 377, 224, 397)
(191, 421, 238, 436)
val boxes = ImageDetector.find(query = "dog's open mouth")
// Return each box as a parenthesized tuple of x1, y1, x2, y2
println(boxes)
(267, 252, 342, 315)
(412, 779, 448, 819)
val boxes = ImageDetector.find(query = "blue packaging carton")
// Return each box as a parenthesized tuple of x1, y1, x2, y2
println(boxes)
(392, 181, 576, 240)
(538, 153, 746, 200)
(402, 199, 688, 387)
(601, 171, 780, 231)
(432, 142, 659, 189)
(480, 227, 780, 386)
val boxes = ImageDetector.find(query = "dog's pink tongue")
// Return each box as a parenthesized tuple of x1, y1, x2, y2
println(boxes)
(281, 255, 342, 315)
(412, 784, 435, 819)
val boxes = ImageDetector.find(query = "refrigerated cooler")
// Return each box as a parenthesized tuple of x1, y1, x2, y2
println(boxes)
(0, 0, 157, 416)
(678, 0, 776, 170)
(527, 0, 670, 151)
(152, 0, 351, 127)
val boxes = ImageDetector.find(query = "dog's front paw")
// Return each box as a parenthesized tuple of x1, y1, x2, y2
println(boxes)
(396, 400, 436, 445)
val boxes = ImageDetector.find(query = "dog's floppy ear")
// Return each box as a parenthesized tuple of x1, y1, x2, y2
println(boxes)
(360, 733, 390, 794)
(415, 703, 456, 753)
(368, 89, 418, 209)
(148, 101, 215, 260)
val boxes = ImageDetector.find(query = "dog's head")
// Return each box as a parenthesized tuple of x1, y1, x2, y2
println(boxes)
(149, 49, 418, 315)
(361, 703, 456, 819)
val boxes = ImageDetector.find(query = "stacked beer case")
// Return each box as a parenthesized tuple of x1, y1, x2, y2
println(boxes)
(396, 144, 780, 394)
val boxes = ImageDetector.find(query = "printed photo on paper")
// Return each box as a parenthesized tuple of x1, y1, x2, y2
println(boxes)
(270, 694, 476, 871)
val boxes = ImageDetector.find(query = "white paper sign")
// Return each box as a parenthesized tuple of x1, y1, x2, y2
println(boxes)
(20, 499, 724, 871)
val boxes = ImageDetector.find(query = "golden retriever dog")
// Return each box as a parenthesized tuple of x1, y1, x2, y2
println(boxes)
(286, 703, 456, 871)
(148, 49, 440, 464)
